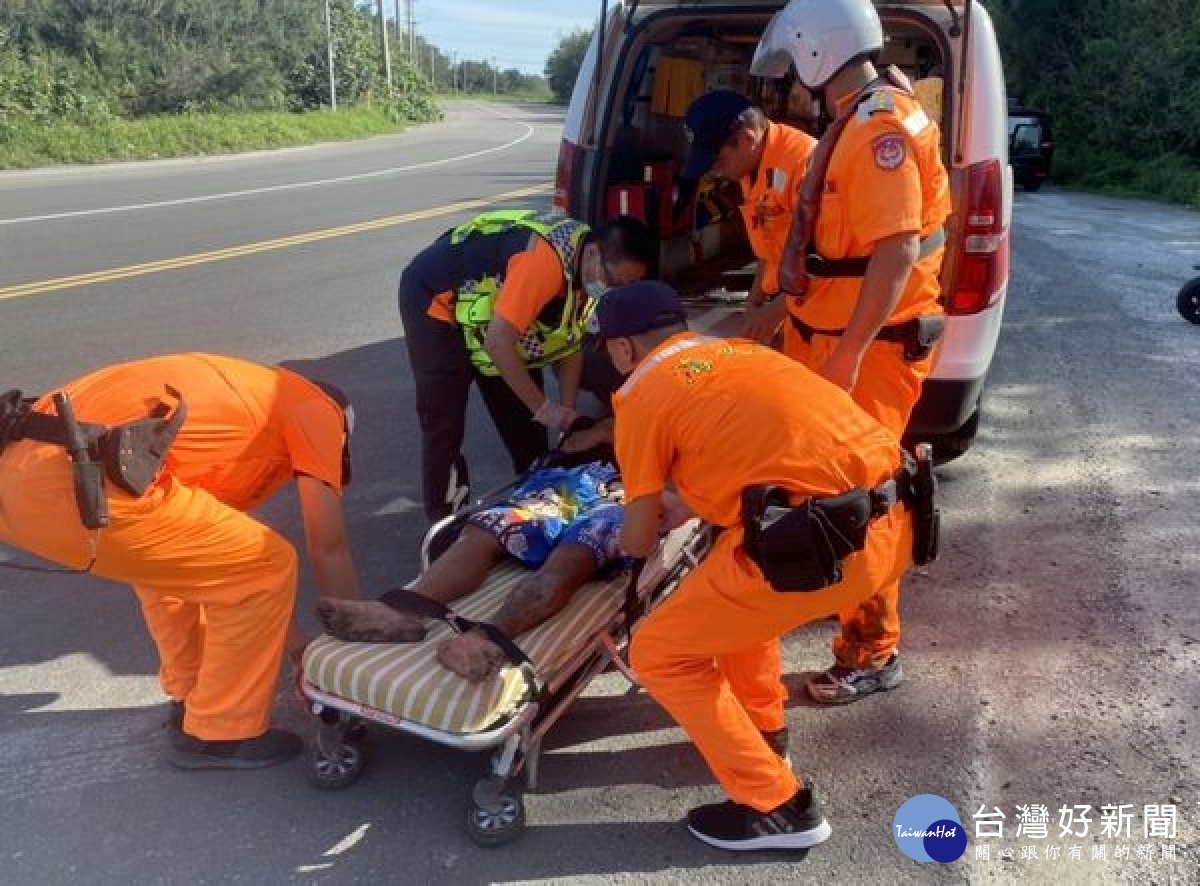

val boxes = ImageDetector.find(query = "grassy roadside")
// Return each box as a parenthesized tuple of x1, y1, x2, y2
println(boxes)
(1052, 148, 1200, 210)
(0, 106, 420, 170)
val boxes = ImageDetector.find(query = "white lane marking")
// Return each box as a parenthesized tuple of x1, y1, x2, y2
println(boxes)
(0, 103, 539, 226)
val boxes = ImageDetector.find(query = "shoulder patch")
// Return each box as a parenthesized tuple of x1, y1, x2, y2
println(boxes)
(872, 134, 906, 170)
(856, 90, 895, 122)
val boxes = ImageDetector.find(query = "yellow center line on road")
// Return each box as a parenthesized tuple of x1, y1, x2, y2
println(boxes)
(0, 183, 552, 302)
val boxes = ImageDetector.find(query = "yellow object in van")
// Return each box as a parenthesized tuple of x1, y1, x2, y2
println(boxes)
(651, 56, 705, 117)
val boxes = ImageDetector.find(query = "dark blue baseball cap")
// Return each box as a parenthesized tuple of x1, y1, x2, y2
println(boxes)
(683, 90, 753, 179)
(594, 280, 689, 346)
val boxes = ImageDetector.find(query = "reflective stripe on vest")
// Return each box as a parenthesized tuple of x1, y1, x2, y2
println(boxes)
(450, 210, 591, 376)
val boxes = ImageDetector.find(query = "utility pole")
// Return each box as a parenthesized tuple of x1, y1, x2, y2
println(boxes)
(375, 0, 393, 94)
(407, 0, 416, 59)
(492, 57, 498, 95)
(452, 51, 458, 94)
(428, 42, 435, 91)
(324, 0, 337, 110)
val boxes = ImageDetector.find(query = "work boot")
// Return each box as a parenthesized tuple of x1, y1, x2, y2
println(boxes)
(805, 653, 904, 705)
(686, 780, 832, 851)
(168, 728, 304, 771)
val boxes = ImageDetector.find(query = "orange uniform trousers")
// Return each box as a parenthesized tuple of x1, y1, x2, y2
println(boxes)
(0, 441, 297, 741)
(630, 508, 914, 812)
(781, 320, 933, 670)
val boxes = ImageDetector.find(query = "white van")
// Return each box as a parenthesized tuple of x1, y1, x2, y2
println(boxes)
(554, 0, 1012, 460)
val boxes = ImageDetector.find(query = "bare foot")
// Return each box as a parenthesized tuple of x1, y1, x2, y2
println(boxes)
(316, 600, 427, 643)
(436, 631, 508, 682)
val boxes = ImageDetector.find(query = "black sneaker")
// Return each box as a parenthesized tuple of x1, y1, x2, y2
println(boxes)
(687, 782, 831, 851)
(806, 653, 904, 705)
(164, 700, 188, 750)
(761, 727, 790, 765)
(168, 728, 304, 770)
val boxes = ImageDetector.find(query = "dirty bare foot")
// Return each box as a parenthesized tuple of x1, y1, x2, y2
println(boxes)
(436, 631, 508, 682)
(316, 599, 427, 643)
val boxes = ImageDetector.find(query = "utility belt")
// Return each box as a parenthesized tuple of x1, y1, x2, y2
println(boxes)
(804, 227, 946, 280)
(790, 313, 946, 362)
(1, 387, 187, 530)
(742, 444, 940, 593)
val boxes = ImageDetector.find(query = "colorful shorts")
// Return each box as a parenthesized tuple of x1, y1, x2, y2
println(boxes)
(466, 462, 625, 569)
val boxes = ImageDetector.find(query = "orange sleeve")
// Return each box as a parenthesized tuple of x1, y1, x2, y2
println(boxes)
(280, 379, 347, 493)
(492, 237, 567, 333)
(613, 383, 675, 503)
(842, 124, 924, 248)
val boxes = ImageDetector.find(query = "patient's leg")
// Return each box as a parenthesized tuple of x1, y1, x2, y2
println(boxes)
(317, 526, 505, 642)
(437, 542, 600, 681)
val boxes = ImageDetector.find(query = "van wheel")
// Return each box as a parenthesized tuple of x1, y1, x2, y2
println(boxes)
(907, 408, 980, 465)
(1177, 277, 1200, 325)
(1023, 179, 1043, 193)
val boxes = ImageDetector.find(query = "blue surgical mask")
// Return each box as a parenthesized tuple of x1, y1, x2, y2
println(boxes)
(585, 280, 609, 300)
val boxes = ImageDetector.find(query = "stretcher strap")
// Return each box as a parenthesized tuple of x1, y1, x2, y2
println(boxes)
(623, 559, 646, 629)
(377, 587, 534, 669)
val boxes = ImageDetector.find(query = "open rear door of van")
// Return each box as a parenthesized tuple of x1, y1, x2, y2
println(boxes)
(555, 0, 628, 214)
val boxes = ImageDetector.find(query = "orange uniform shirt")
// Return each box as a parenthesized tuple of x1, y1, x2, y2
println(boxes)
(427, 237, 568, 330)
(613, 333, 901, 528)
(46, 353, 346, 511)
(794, 88, 952, 329)
(739, 121, 817, 295)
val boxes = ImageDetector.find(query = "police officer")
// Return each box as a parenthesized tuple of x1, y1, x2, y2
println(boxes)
(0, 354, 362, 769)
(398, 210, 656, 522)
(680, 90, 816, 343)
(599, 281, 915, 851)
(753, 0, 953, 703)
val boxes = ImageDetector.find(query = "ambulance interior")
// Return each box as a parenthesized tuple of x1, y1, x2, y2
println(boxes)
(594, 15, 949, 295)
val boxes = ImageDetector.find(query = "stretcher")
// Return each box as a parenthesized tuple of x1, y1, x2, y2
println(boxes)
(299, 489, 711, 847)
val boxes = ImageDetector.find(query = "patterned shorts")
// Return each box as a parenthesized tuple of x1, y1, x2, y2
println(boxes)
(468, 502, 625, 569)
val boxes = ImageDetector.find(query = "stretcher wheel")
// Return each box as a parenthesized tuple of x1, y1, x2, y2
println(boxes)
(1178, 277, 1200, 324)
(466, 777, 526, 846)
(310, 741, 364, 790)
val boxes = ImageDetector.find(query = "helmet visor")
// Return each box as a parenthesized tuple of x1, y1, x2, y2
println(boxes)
(751, 14, 798, 79)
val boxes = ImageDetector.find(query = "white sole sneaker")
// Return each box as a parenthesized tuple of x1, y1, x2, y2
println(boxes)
(687, 817, 832, 851)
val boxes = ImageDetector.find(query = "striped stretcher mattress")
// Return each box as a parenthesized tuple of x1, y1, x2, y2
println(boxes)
(303, 522, 701, 736)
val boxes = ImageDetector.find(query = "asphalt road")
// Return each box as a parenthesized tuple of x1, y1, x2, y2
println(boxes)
(0, 102, 1197, 885)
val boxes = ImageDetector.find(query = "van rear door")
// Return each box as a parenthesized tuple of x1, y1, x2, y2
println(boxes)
(555, 2, 628, 213)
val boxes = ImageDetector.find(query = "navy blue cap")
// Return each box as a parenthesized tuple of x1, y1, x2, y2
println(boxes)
(683, 90, 753, 179)
(594, 281, 688, 345)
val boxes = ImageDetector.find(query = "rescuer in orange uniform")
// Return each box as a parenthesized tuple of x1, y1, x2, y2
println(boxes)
(753, 0, 953, 703)
(680, 90, 816, 343)
(0, 354, 362, 769)
(599, 281, 914, 851)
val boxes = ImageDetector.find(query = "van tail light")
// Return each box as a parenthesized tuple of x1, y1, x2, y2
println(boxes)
(947, 158, 1009, 315)
(554, 139, 577, 212)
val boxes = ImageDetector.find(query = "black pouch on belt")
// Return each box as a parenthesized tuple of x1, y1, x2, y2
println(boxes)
(101, 386, 187, 497)
(903, 314, 946, 362)
(742, 485, 871, 592)
(910, 443, 941, 565)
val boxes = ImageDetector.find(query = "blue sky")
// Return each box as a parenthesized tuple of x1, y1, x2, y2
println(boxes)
(413, 0, 600, 75)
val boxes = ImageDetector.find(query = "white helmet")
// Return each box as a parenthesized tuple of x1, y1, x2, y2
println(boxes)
(751, 0, 884, 90)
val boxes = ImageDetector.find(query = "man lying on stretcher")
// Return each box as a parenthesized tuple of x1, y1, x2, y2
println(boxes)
(317, 424, 627, 683)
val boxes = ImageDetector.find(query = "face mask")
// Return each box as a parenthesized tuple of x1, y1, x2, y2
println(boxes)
(584, 280, 609, 300)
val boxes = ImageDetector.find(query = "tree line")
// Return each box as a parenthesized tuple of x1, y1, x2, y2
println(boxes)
(0, 0, 544, 130)
(990, 0, 1200, 203)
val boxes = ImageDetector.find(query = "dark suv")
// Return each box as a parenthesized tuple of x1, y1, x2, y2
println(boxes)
(1008, 105, 1054, 192)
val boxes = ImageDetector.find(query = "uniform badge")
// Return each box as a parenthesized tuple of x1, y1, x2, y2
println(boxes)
(872, 134, 906, 170)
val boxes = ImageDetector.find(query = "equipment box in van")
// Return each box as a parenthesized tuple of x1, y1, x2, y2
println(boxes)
(555, 0, 1012, 461)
